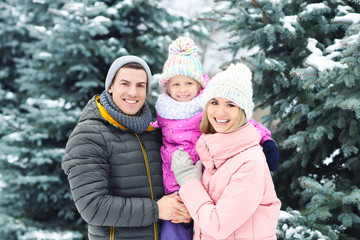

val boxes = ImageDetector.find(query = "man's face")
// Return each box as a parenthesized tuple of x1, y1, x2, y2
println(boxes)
(108, 67, 147, 116)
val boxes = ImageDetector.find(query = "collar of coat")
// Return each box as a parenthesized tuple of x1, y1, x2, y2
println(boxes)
(95, 95, 155, 132)
(196, 122, 261, 172)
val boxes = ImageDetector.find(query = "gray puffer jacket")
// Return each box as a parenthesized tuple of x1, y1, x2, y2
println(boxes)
(62, 96, 164, 240)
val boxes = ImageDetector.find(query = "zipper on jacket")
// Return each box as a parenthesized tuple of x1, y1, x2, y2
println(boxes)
(134, 133, 158, 240)
(109, 226, 114, 240)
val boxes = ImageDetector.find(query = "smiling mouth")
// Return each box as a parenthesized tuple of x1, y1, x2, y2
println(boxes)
(215, 118, 229, 123)
(177, 95, 190, 99)
(124, 99, 138, 104)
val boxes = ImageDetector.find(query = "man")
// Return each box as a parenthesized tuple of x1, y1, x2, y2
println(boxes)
(62, 56, 190, 240)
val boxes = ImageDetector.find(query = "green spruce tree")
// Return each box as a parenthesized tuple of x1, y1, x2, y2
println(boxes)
(291, 10, 360, 240)
(0, 0, 205, 239)
(204, 0, 360, 239)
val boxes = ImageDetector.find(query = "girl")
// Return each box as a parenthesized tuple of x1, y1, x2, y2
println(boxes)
(156, 37, 279, 239)
(171, 63, 281, 240)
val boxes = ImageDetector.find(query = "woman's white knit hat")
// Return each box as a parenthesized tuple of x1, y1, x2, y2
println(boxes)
(202, 63, 254, 120)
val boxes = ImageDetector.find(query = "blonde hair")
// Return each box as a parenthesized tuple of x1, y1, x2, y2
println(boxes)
(200, 102, 247, 134)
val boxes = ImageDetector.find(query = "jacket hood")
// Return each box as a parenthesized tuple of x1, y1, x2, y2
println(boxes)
(196, 122, 261, 171)
(78, 96, 104, 123)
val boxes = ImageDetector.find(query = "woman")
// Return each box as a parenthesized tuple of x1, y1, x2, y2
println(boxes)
(171, 63, 281, 240)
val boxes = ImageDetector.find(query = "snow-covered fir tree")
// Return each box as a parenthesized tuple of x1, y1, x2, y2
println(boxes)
(292, 8, 360, 240)
(0, 0, 207, 239)
(204, 0, 360, 239)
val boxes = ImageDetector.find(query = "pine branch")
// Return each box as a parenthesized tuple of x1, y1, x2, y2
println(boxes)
(240, 56, 257, 68)
(198, 10, 235, 22)
(82, 0, 87, 24)
(251, 0, 270, 23)
(299, 178, 342, 202)
(332, 19, 353, 25)
(342, 47, 360, 58)
(4, 118, 23, 132)
(283, 134, 310, 148)
(197, 17, 218, 22)
(290, 67, 321, 89)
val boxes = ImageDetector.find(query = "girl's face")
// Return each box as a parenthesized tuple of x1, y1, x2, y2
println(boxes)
(166, 76, 201, 102)
(206, 97, 242, 133)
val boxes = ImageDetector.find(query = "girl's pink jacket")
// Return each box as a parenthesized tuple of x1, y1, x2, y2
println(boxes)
(179, 122, 281, 240)
(156, 112, 202, 194)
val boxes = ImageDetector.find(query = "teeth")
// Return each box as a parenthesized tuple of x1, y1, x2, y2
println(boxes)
(125, 99, 136, 104)
(215, 118, 229, 123)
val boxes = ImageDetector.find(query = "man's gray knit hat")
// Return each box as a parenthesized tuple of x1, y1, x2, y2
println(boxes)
(202, 63, 254, 120)
(105, 55, 152, 95)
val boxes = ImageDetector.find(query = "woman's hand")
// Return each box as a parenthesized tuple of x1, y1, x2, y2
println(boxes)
(171, 193, 191, 224)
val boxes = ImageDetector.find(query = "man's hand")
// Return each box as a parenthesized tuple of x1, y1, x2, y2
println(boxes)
(157, 192, 191, 223)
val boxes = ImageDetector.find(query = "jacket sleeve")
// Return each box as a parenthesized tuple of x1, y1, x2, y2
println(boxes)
(179, 157, 265, 239)
(61, 123, 159, 227)
(248, 119, 274, 145)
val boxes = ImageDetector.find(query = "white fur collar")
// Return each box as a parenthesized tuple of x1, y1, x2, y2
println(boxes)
(155, 93, 203, 120)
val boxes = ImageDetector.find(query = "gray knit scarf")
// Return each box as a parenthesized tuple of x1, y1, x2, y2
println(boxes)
(100, 91, 152, 134)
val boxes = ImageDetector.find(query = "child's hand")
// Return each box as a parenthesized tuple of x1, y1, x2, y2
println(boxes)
(171, 148, 202, 186)
(262, 140, 279, 171)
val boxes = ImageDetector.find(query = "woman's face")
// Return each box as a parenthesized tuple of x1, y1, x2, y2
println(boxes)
(206, 97, 240, 133)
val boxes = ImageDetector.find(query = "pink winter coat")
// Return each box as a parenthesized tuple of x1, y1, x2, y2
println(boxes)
(156, 112, 202, 194)
(155, 93, 274, 195)
(179, 122, 281, 240)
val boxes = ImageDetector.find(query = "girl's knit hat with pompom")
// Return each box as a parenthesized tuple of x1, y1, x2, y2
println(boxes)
(159, 36, 206, 89)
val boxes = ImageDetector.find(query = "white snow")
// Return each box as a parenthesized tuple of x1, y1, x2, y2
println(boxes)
(280, 15, 297, 33)
(334, 13, 360, 24)
(270, 0, 283, 4)
(63, 3, 83, 12)
(162, 0, 215, 17)
(305, 3, 330, 13)
(305, 38, 347, 71)
(324, 149, 340, 165)
(6, 154, 19, 163)
(249, 13, 264, 20)
(37, 52, 53, 59)
(115, 0, 133, 9)
(33, 26, 47, 33)
(0, 179, 5, 189)
(5, 91, 15, 99)
(337, 5, 353, 15)
(279, 210, 295, 220)
(347, 32, 360, 45)
(18, 230, 82, 240)
(26, 97, 66, 108)
(33, 0, 46, 4)
(326, 39, 342, 52)
(107, 7, 118, 15)
(92, 16, 111, 24)
(5, 133, 22, 142)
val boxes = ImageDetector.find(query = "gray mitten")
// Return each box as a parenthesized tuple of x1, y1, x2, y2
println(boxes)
(171, 148, 203, 186)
